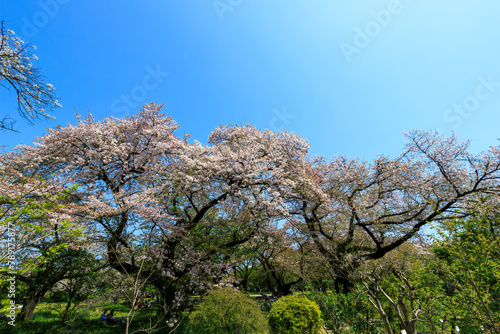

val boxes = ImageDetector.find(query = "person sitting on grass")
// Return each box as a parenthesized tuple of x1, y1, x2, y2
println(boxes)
(106, 309, 116, 324)
(100, 309, 108, 322)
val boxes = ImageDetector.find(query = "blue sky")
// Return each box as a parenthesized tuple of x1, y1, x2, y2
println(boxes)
(1, 0, 499, 159)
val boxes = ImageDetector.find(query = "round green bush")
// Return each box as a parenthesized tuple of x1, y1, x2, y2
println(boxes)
(268, 294, 323, 334)
(189, 287, 269, 334)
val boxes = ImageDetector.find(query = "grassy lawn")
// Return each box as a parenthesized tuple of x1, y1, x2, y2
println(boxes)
(0, 300, 177, 334)
(0, 294, 287, 333)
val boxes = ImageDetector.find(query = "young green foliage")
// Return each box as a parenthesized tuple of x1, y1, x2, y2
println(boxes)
(189, 287, 269, 334)
(432, 217, 500, 332)
(268, 294, 323, 334)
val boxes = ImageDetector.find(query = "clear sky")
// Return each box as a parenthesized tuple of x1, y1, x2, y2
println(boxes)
(1, 0, 499, 159)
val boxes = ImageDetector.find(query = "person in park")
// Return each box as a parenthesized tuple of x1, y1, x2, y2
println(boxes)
(99, 309, 107, 322)
(106, 309, 116, 324)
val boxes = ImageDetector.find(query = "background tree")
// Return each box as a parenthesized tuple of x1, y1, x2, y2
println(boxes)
(229, 243, 260, 292)
(0, 151, 90, 321)
(290, 131, 500, 292)
(432, 215, 500, 333)
(50, 249, 103, 323)
(360, 242, 442, 334)
(255, 226, 305, 296)
(0, 20, 60, 132)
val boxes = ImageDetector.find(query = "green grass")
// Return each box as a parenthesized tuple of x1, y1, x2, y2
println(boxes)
(0, 300, 176, 334)
(0, 294, 275, 333)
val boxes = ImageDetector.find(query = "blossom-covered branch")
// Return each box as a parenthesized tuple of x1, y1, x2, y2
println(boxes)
(0, 20, 61, 131)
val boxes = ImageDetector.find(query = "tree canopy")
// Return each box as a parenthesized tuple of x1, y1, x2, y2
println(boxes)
(1, 103, 499, 331)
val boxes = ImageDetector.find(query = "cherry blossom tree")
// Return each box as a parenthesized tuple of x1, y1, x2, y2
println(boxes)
(0, 20, 60, 131)
(0, 151, 89, 321)
(17, 102, 310, 315)
(289, 130, 500, 292)
(12, 100, 499, 319)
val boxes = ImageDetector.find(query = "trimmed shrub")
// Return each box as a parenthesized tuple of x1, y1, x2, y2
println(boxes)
(268, 294, 323, 334)
(189, 287, 270, 334)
